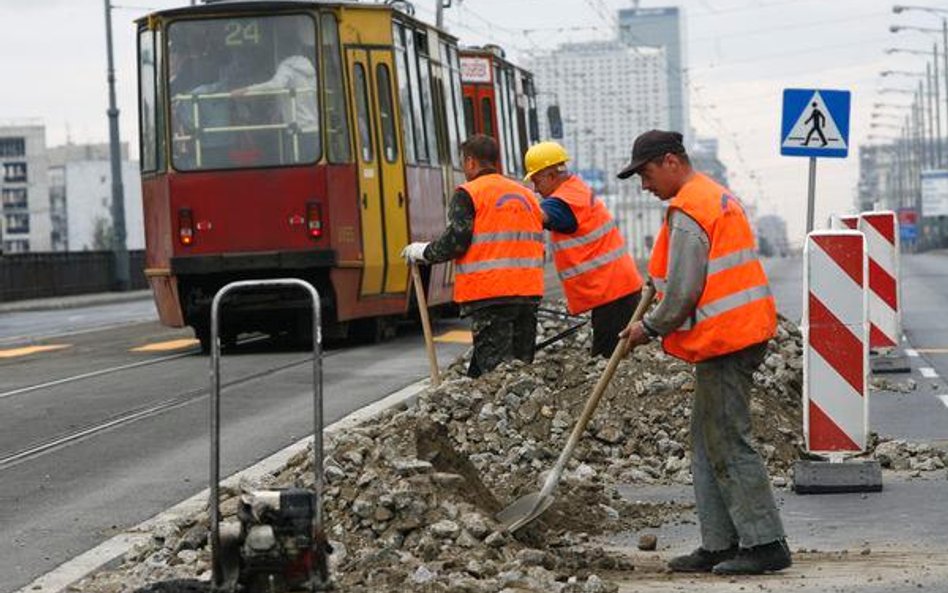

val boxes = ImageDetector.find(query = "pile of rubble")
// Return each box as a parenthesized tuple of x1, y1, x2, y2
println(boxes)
(73, 307, 938, 593)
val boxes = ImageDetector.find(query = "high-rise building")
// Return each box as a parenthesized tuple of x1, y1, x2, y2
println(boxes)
(691, 137, 728, 187)
(618, 6, 689, 140)
(756, 214, 790, 257)
(0, 124, 50, 253)
(527, 40, 669, 258)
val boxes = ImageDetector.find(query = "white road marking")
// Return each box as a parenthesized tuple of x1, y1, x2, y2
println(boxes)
(938, 395, 948, 410)
(920, 367, 938, 379)
(905, 348, 918, 357)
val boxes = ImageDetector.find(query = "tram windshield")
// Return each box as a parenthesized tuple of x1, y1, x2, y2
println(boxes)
(168, 14, 320, 171)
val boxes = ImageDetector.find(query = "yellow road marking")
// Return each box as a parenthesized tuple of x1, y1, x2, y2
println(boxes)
(131, 338, 199, 353)
(0, 344, 71, 359)
(434, 330, 473, 344)
(915, 348, 948, 355)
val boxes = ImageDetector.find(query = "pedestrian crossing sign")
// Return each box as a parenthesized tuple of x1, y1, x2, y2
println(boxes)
(781, 88, 851, 158)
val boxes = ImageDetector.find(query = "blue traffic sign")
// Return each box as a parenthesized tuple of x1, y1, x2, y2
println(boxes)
(781, 88, 851, 158)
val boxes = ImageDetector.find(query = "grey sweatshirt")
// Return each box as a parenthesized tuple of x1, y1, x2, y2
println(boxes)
(643, 209, 710, 336)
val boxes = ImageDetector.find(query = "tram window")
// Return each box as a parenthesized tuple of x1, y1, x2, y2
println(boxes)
(480, 97, 494, 138)
(404, 27, 428, 163)
(440, 43, 459, 167)
(155, 29, 167, 171)
(449, 47, 467, 162)
(463, 97, 475, 138)
(353, 63, 374, 163)
(525, 77, 540, 143)
(138, 29, 158, 172)
(322, 13, 351, 163)
(493, 66, 511, 173)
(376, 64, 398, 163)
(168, 14, 321, 171)
(393, 23, 416, 164)
(418, 56, 439, 163)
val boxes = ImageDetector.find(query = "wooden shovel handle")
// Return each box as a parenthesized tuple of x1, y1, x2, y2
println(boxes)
(411, 263, 441, 387)
(539, 283, 656, 497)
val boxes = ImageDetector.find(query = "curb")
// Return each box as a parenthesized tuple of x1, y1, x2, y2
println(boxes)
(15, 376, 432, 593)
(0, 291, 152, 314)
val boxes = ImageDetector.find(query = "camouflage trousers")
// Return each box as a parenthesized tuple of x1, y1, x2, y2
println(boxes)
(467, 303, 538, 378)
(691, 341, 786, 550)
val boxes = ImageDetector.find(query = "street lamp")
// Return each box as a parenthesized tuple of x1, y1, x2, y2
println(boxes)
(891, 25, 942, 35)
(886, 47, 931, 56)
(881, 70, 926, 77)
(893, 5, 948, 16)
(103, 0, 129, 290)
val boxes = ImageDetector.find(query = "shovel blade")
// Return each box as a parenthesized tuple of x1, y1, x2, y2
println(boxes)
(495, 491, 554, 533)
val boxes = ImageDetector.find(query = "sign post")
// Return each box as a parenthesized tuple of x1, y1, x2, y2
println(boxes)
(781, 88, 852, 233)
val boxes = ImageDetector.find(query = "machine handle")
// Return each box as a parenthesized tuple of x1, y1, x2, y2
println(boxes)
(208, 279, 324, 588)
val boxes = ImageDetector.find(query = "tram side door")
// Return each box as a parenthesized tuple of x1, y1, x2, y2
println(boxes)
(347, 47, 409, 297)
(369, 49, 409, 294)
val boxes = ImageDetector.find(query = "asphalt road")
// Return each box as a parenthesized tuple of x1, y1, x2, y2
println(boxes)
(0, 313, 469, 592)
(0, 299, 156, 347)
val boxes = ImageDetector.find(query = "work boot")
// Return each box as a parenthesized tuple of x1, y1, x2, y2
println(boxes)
(667, 545, 739, 573)
(712, 539, 792, 575)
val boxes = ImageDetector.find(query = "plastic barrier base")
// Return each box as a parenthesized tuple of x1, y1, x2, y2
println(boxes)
(791, 459, 883, 494)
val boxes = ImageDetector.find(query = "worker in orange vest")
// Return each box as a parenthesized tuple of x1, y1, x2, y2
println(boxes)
(402, 134, 545, 377)
(523, 141, 644, 357)
(617, 130, 791, 575)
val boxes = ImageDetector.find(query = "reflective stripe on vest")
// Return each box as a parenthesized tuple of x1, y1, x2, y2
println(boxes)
(558, 246, 627, 280)
(471, 231, 545, 245)
(706, 247, 758, 275)
(457, 257, 545, 274)
(551, 219, 618, 252)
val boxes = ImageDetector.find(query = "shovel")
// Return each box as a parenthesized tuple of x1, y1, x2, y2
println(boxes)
(495, 283, 656, 532)
(411, 262, 441, 388)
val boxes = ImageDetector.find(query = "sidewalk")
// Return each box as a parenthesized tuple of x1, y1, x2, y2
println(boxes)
(0, 290, 152, 314)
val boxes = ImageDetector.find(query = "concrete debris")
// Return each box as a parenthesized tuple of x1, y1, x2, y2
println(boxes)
(73, 308, 933, 592)
(872, 438, 947, 471)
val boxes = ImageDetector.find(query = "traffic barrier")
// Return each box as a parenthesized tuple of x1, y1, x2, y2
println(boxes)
(803, 230, 868, 452)
(858, 211, 900, 350)
(829, 214, 859, 230)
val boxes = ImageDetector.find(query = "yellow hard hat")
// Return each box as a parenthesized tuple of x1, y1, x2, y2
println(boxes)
(523, 141, 570, 182)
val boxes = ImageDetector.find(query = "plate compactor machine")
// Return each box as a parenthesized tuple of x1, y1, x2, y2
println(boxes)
(208, 280, 332, 592)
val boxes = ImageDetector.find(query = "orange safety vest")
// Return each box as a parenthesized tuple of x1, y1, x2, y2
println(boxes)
(454, 173, 545, 303)
(549, 175, 643, 314)
(648, 173, 776, 363)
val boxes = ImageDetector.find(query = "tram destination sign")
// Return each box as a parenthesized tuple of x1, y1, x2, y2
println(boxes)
(460, 56, 492, 84)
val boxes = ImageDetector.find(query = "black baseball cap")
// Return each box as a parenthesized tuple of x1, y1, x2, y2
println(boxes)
(616, 130, 686, 179)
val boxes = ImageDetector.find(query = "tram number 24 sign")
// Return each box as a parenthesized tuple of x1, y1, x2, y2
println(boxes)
(224, 20, 262, 46)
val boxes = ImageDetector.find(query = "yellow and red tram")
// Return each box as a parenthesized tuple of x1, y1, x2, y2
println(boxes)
(136, 1, 537, 348)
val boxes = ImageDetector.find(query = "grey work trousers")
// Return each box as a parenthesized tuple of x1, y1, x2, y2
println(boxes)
(691, 341, 786, 551)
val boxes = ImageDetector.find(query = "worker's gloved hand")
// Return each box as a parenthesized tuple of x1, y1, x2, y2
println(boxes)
(401, 242, 430, 264)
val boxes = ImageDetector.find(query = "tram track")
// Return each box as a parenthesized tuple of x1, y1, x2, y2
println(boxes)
(0, 345, 342, 472)
(0, 334, 282, 401)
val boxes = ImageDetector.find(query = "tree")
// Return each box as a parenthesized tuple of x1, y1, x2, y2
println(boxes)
(92, 215, 114, 251)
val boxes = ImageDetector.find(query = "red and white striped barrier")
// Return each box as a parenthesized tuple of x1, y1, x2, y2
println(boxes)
(858, 211, 900, 350)
(803, 231, 869, 453)
(838, 215, 858, 230)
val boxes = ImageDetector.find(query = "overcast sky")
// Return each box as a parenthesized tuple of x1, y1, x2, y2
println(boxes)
(0, 0, 943, 245)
